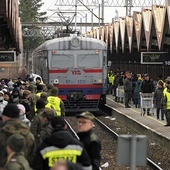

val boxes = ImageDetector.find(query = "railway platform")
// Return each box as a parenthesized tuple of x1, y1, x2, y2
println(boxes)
(106, 95, 170, 152)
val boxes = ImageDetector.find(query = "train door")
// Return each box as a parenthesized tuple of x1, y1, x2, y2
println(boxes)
(41, 51, 49, 84)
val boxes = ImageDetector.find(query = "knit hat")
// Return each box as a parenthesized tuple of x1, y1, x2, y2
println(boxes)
(166, 76, 170, 82)
(40, 92, 48, 100)
(0, 91, 4, 95)
(36, 99, 45, 109)
(12, 88, 20, 93)
(7, 134, 25, 153)
(47, 84, 54, 90)
(76, 111, 95, 121)
(42, 108, 55, 120)
(23, 90, 31, 96)
(51, 87, 59, 96)
(2, 104, 20, 118)
(51, 116, 65, 129)
(17, 104, 26, 115)
(144, 74, 149, 77)
(36, 77, 41, 81)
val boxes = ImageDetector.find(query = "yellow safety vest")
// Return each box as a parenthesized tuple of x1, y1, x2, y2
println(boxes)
(36, 92, 43, 97)
(41, 145, 82, 167)
(108, 75, 114, 84)
(164, 91, 170, 109)
(45, 102, 54, 109)
(47, 96, 61, 116)
(112, 76, 115, 85)
(163, 87, 167, 95)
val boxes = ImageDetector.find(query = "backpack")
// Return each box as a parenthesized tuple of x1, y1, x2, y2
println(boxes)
(0, 119, 35, 164)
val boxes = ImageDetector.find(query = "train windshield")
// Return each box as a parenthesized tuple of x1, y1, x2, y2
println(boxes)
(51, 54, 74, 68)
(77, 54, 100, 68)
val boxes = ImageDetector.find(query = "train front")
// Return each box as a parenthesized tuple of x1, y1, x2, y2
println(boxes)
(49, 36, 107, 112)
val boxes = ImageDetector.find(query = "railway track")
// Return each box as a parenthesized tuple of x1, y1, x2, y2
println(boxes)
(65, 116, 163, 170)
(95, 117, 163, 170)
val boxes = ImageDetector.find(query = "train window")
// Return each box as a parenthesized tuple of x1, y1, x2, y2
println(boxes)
(43, 58, 47, 67)
(77, 54, 100, 68)
(51, 54, 74, 68)
(43, 51, 48, 57)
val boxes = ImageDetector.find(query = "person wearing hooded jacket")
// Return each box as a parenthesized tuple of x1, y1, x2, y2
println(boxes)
(31, 116, 92, 170)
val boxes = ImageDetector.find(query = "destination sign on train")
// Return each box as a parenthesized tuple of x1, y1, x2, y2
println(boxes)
(0, 51, 16, 62)
(141, 52, 166, 64)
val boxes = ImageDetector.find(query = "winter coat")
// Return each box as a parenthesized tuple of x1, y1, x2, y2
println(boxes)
(5, 152, 30, 170)
(77, 129, 101, 170)
(32, 129, 92, 170)
(134, 80, 141, 99)
(140, 80, 155, 93)
(123, 78, 132, 92)
(0, 119, 35, 167)
(154, 87, 164, 108)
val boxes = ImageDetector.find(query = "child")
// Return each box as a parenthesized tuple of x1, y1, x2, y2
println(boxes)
(6, 134, 30, 170)
(154, 80, 164, 120)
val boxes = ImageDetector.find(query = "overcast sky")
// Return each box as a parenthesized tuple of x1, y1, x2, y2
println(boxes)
(40, 0, 129, 23)
(40, 0, 144, 32)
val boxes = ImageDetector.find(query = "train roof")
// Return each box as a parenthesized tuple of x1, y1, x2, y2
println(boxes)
(35, 36, 107, 51)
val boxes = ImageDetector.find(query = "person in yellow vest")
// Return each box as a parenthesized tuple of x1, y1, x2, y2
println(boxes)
(31, 116, 92, 170)
(107, 71, 114, 95)
(47, 87, 65, 116)
(36, 84, 43, 97)
(163, 76, 170, 95)
(40, 92, 54, 110)
(162, 77, 170, 126)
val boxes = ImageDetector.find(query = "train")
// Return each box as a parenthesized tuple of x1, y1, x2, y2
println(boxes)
(32, 35, 107, 112)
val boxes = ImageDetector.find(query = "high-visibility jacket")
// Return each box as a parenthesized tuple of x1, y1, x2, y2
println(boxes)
(31, 130, 92, 170)
(47, 96, 61, 116)
(164, 90, 170, 109)
(108, 74, 114, 84)
(36, 92, 43, 97)
(34, 102, 54, 113)
(163, 87, 167, 95)
(41, 145, 82, 167)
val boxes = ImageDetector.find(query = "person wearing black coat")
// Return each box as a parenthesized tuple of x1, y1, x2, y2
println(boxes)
(140, 74, 155, 115)
(76, 112, 101, 170)
(31, 116, 92, 170)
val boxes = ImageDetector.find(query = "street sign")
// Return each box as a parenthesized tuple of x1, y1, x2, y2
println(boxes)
(108, 61, 112, 67)
(0, 51, 16, 62)
(117, 135, 147, 170)
(163, 53, 170, 66)
(141, 52, 166, 64)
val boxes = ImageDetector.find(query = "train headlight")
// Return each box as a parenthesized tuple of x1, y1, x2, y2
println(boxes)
(93, 79, 102, 84)
(54, 79, 59, 84)
(71, 37, 80, 47)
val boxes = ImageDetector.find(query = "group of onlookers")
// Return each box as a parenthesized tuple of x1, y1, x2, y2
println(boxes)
(0, 76, 101, 170)
(107, 69, 170, 127)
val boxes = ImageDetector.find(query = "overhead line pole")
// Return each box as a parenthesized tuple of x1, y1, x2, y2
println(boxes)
(75, 0, 78, 31)
(101, 0, 104, 23)
(77, 0, 102, 20)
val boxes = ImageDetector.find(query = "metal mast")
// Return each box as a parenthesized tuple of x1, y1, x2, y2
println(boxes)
(22, 0, 166, 37)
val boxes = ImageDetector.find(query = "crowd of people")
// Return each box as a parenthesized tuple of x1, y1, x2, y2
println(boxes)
(107, 69, 170, 126)
(0, 76, 101, 170)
